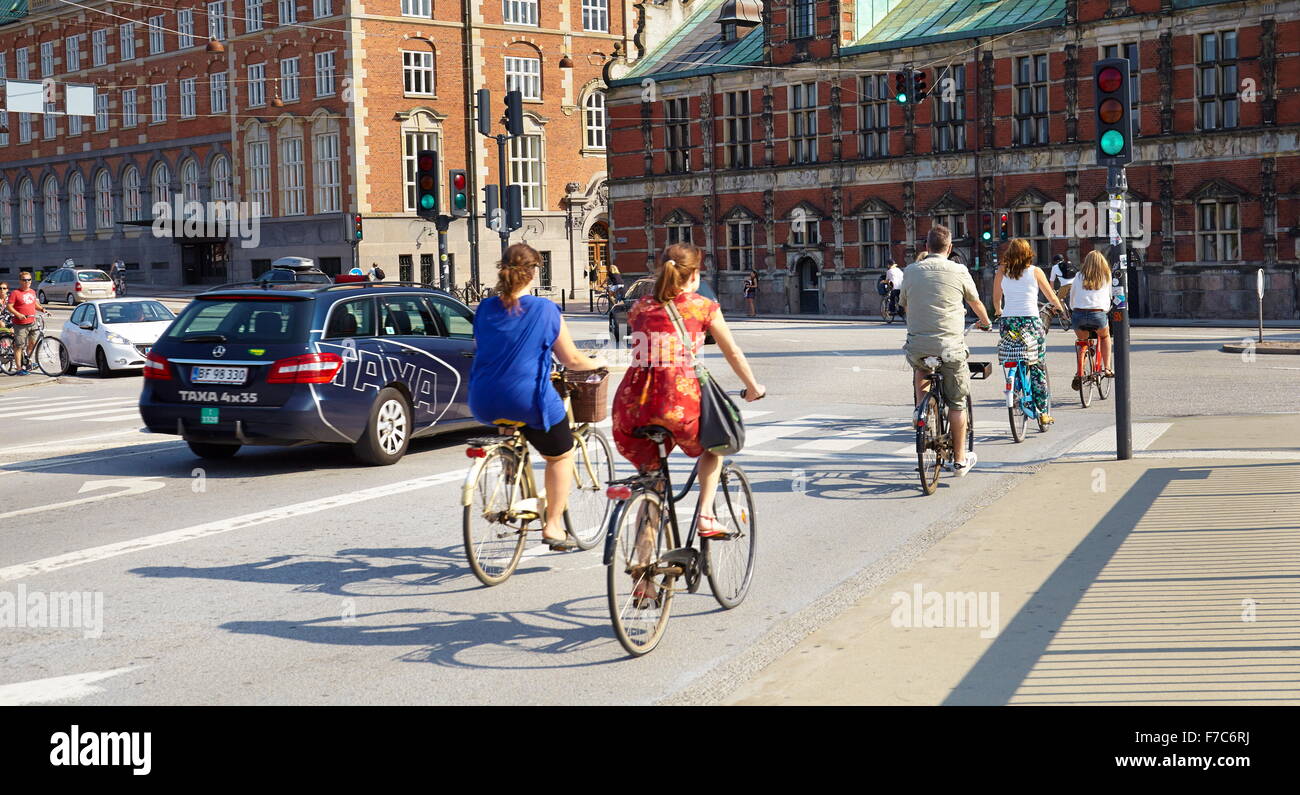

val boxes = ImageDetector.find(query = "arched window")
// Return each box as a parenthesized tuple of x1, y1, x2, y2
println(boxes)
(96, 170, 114, 229)
(211, 155, 232, 202)
(278, 121, 305, 216)
(246, 124, 271, 217)
(42, 176, 60, 233)
(584, 90, 606, 150)
(0, 182, 11, 239)
(123, 166, 142, 220)
(181, 159, 200, 204)
(18, 179, 35, 234)
(69, 172, 87, 231)
(150, 162, 171, 209)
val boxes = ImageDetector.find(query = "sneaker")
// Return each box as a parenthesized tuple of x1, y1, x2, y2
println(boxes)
(953, 452, 978, 477)
(1070, 375, 1081, 391)
(15, 369, 27, 376)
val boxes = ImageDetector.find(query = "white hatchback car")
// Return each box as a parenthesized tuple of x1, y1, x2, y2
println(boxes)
(62, 298, 177, 377)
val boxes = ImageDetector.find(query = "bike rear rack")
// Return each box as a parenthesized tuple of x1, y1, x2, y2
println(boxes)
(968, 361, 993, 380)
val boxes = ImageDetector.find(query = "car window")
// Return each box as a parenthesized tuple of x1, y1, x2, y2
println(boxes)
(71, 304, 90, 325)
(424, 295, 474, 340)
(102, 301, 173, 324)
(78, 271, 111, 282)
(379, 296, 436, 337)
(627, 279, 655, 301)
(164, 299, 310, 343)
(324, 298, 376, 338)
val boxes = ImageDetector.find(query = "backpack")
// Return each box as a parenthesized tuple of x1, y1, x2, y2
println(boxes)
(373, 267, 386, 280)
(1057, 260, 1077, 280)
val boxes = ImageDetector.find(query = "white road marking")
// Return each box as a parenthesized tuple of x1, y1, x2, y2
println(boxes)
(0, 477, 166, 521)
(0, 468, 467, 583)
(0, 398, 135, 419)
(794, 425, 906, 452)
(1069, 423, 1172, 454)
(0, 428, 148, 454)
(0, 667, 138, 706)
(83, 413, 143, 423)
(0, 442, 183, 477)
(35, 404, 139, 420)
(0, 393, 109, 405)
(744, 415, 853, 448)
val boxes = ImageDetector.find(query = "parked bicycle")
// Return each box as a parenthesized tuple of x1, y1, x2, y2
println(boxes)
(914, 325, 992, 495)
(1074, 330, 1111, 408)
(0, 312, 68, 376)
(602, 394, 761, 656)
(460, 368, 614, 586)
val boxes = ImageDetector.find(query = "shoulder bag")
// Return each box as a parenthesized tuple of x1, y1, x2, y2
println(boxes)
(664, 299, 745, 455)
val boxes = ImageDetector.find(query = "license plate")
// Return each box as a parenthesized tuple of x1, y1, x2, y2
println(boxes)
(200, 407, 219, 425)
(192, 366, 247, 385)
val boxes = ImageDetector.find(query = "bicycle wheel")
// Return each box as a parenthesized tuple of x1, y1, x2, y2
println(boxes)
(35, 336, 68, 376)
(965, 393, 975, 456)
(1008, 371, 1027, 443)
(1097, 360, 1112, 400)
(462, 447, 528, 586)
(916, 394, 943, 495)
(1079, 349, 1095, 408)
(705, 462, 757, 609)
(565, 427, 614, 550)
(881, 297, 895, 324)
(607, 491, 674, 656)
(0, 334, 15, 375)
(594, 294, 612, 314)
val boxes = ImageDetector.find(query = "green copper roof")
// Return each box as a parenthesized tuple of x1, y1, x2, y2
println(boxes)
(615, 0, 766, 85)
(0, 0, 27, 25)
(849, 0, 1066, 50)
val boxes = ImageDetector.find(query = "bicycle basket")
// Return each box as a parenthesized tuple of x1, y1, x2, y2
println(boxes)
(563, 368, 610, 424)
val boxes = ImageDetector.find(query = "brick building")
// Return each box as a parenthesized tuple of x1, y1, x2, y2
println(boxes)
(605, 0, 1300, 320)
(0, 0, 643, 292)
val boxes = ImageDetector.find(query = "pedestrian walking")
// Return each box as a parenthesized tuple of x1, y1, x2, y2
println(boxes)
(993, 238, 1066, 426)
(743, 268, 758, 317)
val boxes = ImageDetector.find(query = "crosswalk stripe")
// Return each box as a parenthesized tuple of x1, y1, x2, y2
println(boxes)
(0, 394, 101, 407)
(50, 406, 141, 420)
(0, 399, 136, 419)
(83, 413, 143, 423)
(745, 415, 852, 448)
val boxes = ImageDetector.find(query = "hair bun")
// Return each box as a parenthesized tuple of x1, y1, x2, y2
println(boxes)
(665, 259, 676, 268)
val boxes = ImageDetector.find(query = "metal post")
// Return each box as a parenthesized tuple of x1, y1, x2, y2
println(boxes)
(436, 216, 450, 291)
(497, 135, 510, 259)
(1108, 166, 1132, 461)
(1257, 268, 1265, 343)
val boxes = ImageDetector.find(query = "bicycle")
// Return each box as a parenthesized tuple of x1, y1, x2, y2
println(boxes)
(997, 319, 1051, 443)
(914, 324, 992, 495)
(603, 390, 762, 656)
(880, 293, 903, 324)
(460, 369, 615, 586)
(1074, 330, 1111, 408)
(0, 312, 68, 376)
(1037, 301, 1069, 333)
(593, 285, 619, 315)
(113, 273, 128, 297)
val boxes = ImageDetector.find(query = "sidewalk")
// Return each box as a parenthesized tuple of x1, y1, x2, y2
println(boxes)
(725, 413, 1300, 705)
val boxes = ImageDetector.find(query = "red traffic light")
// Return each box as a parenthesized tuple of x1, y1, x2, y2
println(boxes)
(1097, 66, 1123, 93)
(418, 154, 434, 171)
(453, 172, 466, 190)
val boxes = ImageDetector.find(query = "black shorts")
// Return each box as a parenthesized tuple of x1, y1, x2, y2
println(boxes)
(521, 420, 574, 458)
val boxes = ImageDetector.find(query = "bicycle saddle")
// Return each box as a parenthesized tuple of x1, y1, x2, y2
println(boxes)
(633, 425, 672, 442)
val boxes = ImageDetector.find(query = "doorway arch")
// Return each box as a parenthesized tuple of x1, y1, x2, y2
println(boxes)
(796, 256, 820, 314)
(586, 220, 609, 287)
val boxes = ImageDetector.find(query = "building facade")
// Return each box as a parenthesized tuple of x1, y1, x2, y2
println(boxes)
(0, 0, 647, 293)
(605, 0, 1300, 320)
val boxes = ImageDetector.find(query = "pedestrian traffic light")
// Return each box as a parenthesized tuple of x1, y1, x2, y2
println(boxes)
(981, 212, 993, 242)
(448, 169, 468, 217)
(476, 88, 493, 137)
(415, 149, 439, 220)
(998, 212, 1010, 241)
(504, 89, 524, 136)
(504, 184, 523, 232)
(1093, 57, 1133, 166)
(894, 70, 910, 104)
(353, 213, 363, 241)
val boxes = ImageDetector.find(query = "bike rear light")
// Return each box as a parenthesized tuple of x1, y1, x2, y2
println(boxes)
(143, 352, 172, 380)
(465, 447, 487, 458)
(1003, 361, 1018, 368)
(606, 485, 632, 500)
(266, 352, 344, 384)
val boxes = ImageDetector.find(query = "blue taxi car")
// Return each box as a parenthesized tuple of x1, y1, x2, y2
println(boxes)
(139, 282, 479, 464)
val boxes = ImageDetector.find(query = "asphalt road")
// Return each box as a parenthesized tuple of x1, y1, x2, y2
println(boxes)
(1, 314, 1297, 704)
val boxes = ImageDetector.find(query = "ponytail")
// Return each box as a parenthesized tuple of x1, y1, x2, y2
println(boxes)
(495, 243, 540, 312)
(654, 243, 703, 303)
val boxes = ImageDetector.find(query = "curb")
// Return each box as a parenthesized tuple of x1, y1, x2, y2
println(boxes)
(0, 376, 57, 393)
(1220, 342, 1300, 355)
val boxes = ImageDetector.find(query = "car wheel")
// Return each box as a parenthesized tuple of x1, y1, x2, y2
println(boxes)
(38, 290, 47, 303)
(66, 293, 74, 305)
(65, 363, 78, 375)
(353, 387, 411, 466)
(95, 347, 114, 378)
(186, 441, 240, 459)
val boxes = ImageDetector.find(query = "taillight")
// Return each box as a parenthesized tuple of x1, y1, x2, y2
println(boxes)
(1003, 361, 1018, 368)
(266, 352, 343, 384)
(466, 447, 487, 458)
(75, 282, 83, 291)
(143, 352, 171, 380)
(606, 485, 632, 500)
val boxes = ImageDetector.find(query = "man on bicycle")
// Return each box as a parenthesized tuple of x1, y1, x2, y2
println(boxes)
(884, 260, 905, 316)
(1049, 254, 1076, 306)
(899, 225, 992, 476)
(6, 271, 45, 375)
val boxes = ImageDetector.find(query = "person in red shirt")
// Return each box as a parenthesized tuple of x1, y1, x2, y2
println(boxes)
(6, 271, 45, 375)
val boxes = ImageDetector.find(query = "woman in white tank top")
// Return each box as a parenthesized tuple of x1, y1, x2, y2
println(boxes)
(993, 239, 1068, 425)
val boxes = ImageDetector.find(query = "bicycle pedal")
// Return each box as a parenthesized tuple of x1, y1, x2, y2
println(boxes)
(659, 547, 699, 568)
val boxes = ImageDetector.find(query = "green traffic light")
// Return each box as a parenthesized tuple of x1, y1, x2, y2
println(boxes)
(1100, 130, 1125, 156)
(982, 231, 991, 241)
(419, 195, 435, 210)
(454, 193, 467, 210)
(896, 93, 908, 104)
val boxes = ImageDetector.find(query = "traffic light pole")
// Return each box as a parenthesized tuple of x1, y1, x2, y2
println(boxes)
(1107, 165, 1133, 461)
(495, 133, 510, 260)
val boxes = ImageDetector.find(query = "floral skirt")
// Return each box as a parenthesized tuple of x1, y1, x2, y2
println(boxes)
(999, 316, 1050, 413)
(611, 365, 703, 472)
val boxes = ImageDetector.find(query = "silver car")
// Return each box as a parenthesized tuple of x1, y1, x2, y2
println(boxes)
(37, 268, 117, 305)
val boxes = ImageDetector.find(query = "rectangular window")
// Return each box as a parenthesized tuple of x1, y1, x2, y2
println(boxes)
(149, 15, 165, 55)
(1198, 200, 1240, 262)
(92, 29, 107, 66)
(66, 35, 83, 72)
(247, 63, 266, 107)
(1014, 54, 1049, 146)
(40, 41, 53, 77)
(790, 212, 819, 246)
(16, 46, 29, 79)
(279, 0, 298, 24)
(401, 0, 431, 16)
(722, 90, 751, 169)
(247, 0, 264, 33)
(403, 130, 438, 211)
(314, 0, 331, 17)
(280, 57, 300, 102)
(314, 132, 340, 213)
(95, 93, 109, 131)
(180, 78, 197, 118)
(123, 89, 138, 127)
(0, 111, 7, 146)
(504, 56, 541, 100)
(859, 74, 889, 158)
(789, 82, 818, 164)
(315, 51, 336, 96)
(0, 51, 5, 80)
(792, 0, 814, 39)
(932, 213, 969, 242)
(859, 217, 891, 268)
(119, 25, 136, 62)
(69, 113, 83, 136)
(1102, 42, 1140, 136)
(726, 220, 754, 271)
(19, 112, 32, 143)
(247, 139, 271, 216)
(582, 0, 608, 32)
(402, 50, 434, 96)
(1198, 31, 1239, 130)
(208, 2, 227, 41)
(509, 134, 543, 211)
(43, 100, 56, 139)
(503, 0, 538, 25)
(1012, 209, 1050, 265)
(932, 65, 966, 152)
(178, 10, 195, 48)
(211, 72, 229, 113)
(151, 84, 167, 124)
(667, 223, 692, 245)
(280, 134, 305, 216)
(665, 97, 690, 173)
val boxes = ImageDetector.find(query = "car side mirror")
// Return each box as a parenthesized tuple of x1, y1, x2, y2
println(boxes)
(79, 322, 94, 330)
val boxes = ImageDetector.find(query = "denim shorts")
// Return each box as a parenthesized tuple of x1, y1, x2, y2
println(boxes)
(1071, 309, 1107, 330)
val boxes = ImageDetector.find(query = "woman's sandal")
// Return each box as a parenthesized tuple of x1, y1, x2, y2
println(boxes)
(697, 514, 727, 539)
(542, 530, 578, 552)
(629, 567, 660, 609)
